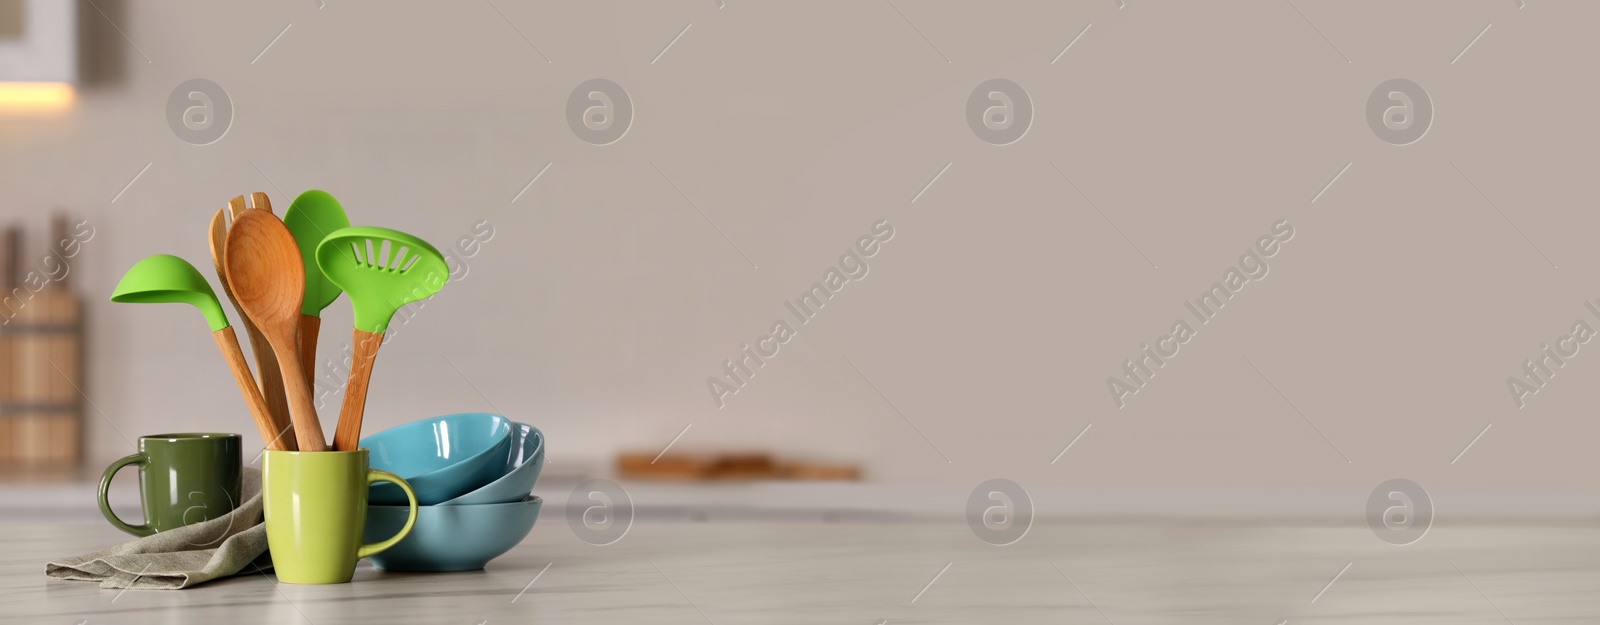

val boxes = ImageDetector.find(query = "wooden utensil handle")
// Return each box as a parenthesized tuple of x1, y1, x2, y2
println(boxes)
(274, 342, 328, 451)
(298, 314, 321, 390)
(333, 329, 383, 452)
(242, 322, 292, 441)
(214, 327, 296, 451)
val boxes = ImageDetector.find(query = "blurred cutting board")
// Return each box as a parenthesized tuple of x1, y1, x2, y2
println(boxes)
(617, 451, 858, 482)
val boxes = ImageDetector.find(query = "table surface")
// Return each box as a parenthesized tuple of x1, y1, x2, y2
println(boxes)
(3, 521, 1596, 624)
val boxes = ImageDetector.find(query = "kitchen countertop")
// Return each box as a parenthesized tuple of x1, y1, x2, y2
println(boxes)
(10, 476, 1600, 524)
(3, 521, 1595, 624)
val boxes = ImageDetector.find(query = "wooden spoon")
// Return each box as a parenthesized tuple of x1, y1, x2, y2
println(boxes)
(223, 209, 329, 451)
(208, 193, 295, 449)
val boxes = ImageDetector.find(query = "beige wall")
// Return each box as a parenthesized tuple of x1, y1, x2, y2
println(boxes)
(2, 1, 1596, 499)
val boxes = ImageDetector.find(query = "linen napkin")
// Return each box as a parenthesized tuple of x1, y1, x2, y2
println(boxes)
(46, 468, 272, 590)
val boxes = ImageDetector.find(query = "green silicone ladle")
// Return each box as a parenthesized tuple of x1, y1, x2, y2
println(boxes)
(110, 254, 291, 450)
(282, 189, 352, 388)
(110, 254, 231, 331)
(315, 226, 449, 451)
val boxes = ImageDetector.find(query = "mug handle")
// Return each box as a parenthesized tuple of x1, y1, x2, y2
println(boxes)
(98, 453, 154, 537)
(357, 469, 418, 559)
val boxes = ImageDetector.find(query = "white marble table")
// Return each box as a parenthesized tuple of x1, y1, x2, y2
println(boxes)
(3, 521, 1596, 624)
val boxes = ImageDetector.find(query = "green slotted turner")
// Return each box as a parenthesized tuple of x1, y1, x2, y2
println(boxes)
(282, 190, 351, 390)
(315, 226, 449, 451)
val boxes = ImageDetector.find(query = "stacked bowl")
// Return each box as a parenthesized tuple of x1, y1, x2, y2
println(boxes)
(359, 413, 545, 572)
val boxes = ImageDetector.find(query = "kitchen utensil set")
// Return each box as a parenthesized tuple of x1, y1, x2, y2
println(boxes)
(107, 192, 478, 583)
(111, 190, 444, 454)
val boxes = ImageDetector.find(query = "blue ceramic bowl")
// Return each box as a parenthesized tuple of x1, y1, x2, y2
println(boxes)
(361, 413, 513, 505)
(438, 423, 544, 506)
(363, 496, 542, 572)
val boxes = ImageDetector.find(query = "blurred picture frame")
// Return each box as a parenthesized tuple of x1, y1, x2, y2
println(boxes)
(0, 0, 76, 83)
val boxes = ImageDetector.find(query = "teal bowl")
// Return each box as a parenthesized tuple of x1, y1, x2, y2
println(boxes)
(361, 413, 513, 505)
(439, 423, 544, 506)
(363, 496, 541, 572)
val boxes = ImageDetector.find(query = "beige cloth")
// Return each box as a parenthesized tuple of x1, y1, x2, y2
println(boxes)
(46, 468, 271, 590)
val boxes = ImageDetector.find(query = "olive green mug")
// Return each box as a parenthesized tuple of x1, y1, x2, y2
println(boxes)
(262, 449, 418, 584)
(98, 433, 243, 536)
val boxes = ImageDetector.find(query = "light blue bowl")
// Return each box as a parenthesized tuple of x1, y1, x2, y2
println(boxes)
(361, 413, 513, 505)
(439, 423, 544, 506)
(364, 496, 542, 572)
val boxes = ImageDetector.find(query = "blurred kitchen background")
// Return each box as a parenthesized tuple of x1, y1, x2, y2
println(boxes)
(2, 0, 1597, 525)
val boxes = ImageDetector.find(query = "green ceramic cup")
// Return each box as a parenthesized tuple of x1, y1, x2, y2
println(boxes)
(98, 433, 242, 537)
(262, 449, 418, 584)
